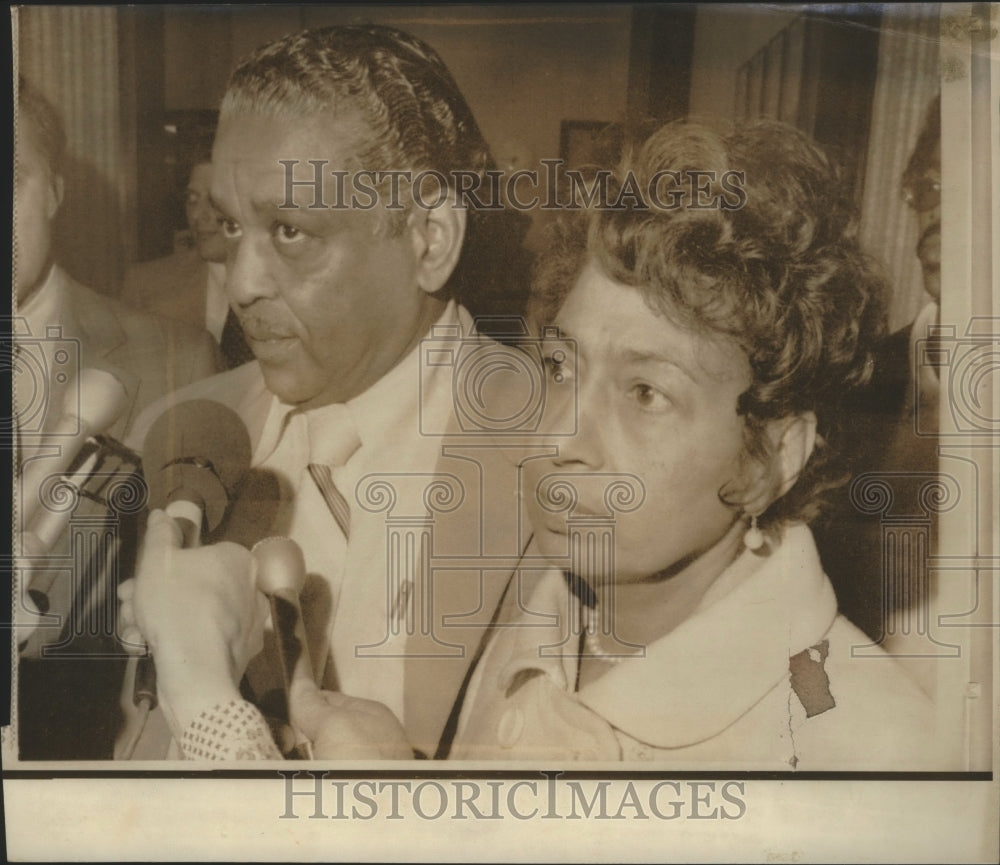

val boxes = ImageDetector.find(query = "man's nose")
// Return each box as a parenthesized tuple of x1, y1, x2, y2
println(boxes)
(189, 198, 216, 231)
(226, 234, 279, 307)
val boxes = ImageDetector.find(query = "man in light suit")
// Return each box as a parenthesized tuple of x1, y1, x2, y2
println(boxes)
(117, 25, 536, 760)
(13, 77, 221, 759)
(121, 136, 254, 369)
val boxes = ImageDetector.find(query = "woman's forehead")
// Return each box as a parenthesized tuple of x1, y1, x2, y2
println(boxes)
(557, 263, 749, 384)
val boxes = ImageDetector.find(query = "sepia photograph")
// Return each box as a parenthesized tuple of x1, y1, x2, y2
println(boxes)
(4, 2, 998, 861)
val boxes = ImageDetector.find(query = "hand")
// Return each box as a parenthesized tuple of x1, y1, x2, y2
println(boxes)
(118, 509, 269, 732)
(291, 687, 412, 760)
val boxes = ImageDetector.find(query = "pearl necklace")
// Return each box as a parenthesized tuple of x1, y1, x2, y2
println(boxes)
(582, 605, 642, 664)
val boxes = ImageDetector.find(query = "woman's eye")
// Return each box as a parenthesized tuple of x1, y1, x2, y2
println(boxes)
(274, 223, 306, 244)
(220, 218, 242, 240)
(629, 383, 671, 411)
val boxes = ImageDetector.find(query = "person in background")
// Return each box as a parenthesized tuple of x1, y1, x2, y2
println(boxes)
(814, 93, 941, 646)
(121, 134, 254, 369)
(14, 75, 221, 759)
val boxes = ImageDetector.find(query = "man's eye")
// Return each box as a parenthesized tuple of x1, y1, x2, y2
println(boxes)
(629, 383, 671, 411)
(274, 223, 306, 244)
(220, 218, 242, 240)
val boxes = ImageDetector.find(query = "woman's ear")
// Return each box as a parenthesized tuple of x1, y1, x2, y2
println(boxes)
(772, 411, 817, 499)
(407, 193, 468, 296)
(743, 411, 818, 513)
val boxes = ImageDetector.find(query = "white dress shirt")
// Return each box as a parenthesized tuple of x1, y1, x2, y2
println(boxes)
(222, 302, 463, 725)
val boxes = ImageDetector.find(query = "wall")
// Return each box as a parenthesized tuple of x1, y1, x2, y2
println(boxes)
(687, 3, 801, 129)
(162, 4, 633, 173)
(687, 4, 939, 330)
(17, 6, 132, 295)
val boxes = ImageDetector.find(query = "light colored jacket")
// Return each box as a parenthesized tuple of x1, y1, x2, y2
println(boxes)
(452, 524, 960, 770)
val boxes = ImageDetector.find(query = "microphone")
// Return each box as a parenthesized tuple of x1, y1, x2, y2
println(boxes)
(19, 367, 129, 532)
(253, 536, 316, 759)
(141, 399, 253, 546)
(130, 399, 253, 723)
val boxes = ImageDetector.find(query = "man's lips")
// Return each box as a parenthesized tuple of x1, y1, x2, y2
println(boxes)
(240, 318, 297, 343)
(240, 319, 299, 360)
(917, 224, 941, 268)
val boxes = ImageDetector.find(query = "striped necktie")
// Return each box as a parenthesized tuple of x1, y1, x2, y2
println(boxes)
(307, 463, 351, 538)
(304, 407, 361, 539)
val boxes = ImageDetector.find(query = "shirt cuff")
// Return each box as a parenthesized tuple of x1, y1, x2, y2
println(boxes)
(180, 699, 283, 761)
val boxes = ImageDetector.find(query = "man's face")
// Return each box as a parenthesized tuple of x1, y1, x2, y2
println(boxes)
(14, 120, 60, 303)
(906, 138, 941, 303)
(211, 110, 440, 408)
(185, 162, 227, 263)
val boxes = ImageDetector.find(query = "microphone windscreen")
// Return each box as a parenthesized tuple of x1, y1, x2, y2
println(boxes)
(142, 399, 252, 533)
(253, 536, 307, 596)
(212, 466, 282, 548)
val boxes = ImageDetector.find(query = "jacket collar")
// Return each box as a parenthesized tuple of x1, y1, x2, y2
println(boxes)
(49, 267, 140, 434)
(496, 525, 838, 749)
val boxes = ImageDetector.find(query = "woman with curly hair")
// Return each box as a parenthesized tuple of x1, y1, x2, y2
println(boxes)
(446, 119, 952, 769)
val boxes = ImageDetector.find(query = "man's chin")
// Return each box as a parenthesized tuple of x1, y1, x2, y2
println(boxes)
(259, 363, 323, 408)
(921, 267, 941, 304)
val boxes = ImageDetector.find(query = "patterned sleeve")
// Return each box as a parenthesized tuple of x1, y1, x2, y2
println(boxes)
(180, 699, 283, 761)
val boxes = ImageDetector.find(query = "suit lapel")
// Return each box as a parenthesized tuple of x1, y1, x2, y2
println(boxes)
(401, 471, 531, 754)
(399, 316, 537, 753)
(54, 269, 141, 438)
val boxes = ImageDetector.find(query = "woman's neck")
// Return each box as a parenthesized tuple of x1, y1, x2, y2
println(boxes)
(577, 518, 748, 688)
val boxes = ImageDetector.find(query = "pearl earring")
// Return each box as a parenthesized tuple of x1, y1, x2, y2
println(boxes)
(743, 514, 765, 551)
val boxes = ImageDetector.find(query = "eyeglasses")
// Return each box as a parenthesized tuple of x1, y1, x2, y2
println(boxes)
(902, 175, 941, 213)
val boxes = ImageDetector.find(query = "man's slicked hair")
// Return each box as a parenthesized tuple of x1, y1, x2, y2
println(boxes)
(219, 24, 530, 323)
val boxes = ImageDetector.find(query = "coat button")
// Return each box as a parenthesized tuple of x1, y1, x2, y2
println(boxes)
(496, 708, 525, 748)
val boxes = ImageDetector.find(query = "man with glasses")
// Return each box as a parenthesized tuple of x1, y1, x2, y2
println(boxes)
(815, 93, 941, 645)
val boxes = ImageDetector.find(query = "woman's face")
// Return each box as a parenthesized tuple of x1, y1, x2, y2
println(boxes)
(524, 261, 757, 586)
(185, 162, 228, 264)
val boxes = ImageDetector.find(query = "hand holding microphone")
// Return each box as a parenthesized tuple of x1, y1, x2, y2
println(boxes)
(122, 398, 253, 738)
(252, 536, 412, 760)
(120, 509, 268, 737)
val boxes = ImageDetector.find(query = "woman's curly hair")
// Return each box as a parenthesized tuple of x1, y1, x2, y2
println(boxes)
(531, 119, 888, 531)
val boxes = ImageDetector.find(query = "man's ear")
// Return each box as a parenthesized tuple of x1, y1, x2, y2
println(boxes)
(407, 194, 467, 295)
(743, 411, 818, 513)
